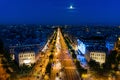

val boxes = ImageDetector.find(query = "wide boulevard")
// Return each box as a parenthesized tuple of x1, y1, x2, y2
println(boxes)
(50, 28, 80, 80)
(20, 27, 81, 80)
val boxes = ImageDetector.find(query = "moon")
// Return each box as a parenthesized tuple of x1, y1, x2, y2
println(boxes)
(70, 5, 73, 9)
(69, 5, 75, 9)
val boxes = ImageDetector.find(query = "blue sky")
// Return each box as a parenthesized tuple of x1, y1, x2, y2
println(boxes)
(0, 0, 120, 25)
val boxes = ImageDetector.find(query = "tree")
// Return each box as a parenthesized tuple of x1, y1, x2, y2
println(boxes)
(71, 49, 75, 53)
(0, 39, 4, 54)
(46, 62, 52, 74)
(108, 50, 117, 64)
(116, 54, 120, 62)
(72, 53, 76, 59)
(75, 60, 87, 76)
(19, 64, 32, 74)
(88, 59, 100, 71)
(105, 50, 118, 70)
(49, 54, 53, 60)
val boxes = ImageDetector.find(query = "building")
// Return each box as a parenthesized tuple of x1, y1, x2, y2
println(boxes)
(90, 51, 106, 64)
(106, 35, 117, 52)
(15, 51, 35, 66)
(76, 39, 88, 66)
(77, 39, 86, 54)
(76, 38, 107, 65)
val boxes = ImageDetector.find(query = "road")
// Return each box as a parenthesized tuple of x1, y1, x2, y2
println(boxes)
(50, 28, 80, 80)
(21, 28, 80, 80)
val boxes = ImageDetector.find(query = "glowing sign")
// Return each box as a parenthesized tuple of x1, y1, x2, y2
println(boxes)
(23, 60, 31, 64)
(77, 39, 86, 54)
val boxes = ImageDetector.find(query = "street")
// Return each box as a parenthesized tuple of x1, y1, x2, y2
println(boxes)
(50, 28, 80, 80)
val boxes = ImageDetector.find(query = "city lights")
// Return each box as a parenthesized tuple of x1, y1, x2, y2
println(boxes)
(0, 0, 120, 79)
(23, 59, 31, 64)
(1, 26, 120, 80)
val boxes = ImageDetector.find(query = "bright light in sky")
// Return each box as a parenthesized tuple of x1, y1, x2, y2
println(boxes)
(69, 5, 75, 9)
(0, 0, 120, 24)
(70, 5, 73, 9)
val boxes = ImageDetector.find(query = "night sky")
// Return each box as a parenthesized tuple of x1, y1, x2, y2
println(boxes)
(0, 0, 120, 25)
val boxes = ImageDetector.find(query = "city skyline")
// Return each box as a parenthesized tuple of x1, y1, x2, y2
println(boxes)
(0, 0, 120, 25)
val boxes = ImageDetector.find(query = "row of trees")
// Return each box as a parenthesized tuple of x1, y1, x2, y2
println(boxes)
(0, 38, 11, 79)
(45, 30, 57, 76)
(64, 36, 87, 77)
(46, 34, 55, 74)
(64, 36, 77, 59)
(45, 51, 54, 76)
(45, 62, 52, 75)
